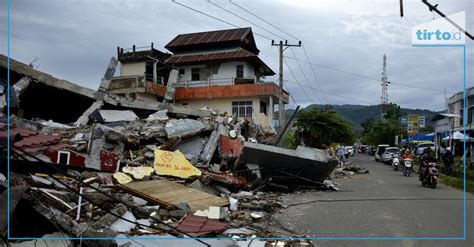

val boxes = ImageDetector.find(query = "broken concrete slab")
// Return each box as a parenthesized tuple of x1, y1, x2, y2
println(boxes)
(173, 136, 207, 163)
(165, 119, 205, 138)
(236, 143, 338, 183)
(99, 110, 139, 123)
(199, 124, 222, 165)
(146, 109, 169, 121)
(110, 211, 137, 233)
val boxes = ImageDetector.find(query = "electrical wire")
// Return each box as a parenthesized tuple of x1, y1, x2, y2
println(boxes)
(221, 1, 331, 106)
(207, 0, 287, 41)
(171, 0, 273, 41)
(288, 48, 322, 104)
(284, 79, 374, 105)
(228, 0, 300, 41)
(4, 143, 210, 246)
(283, 58, 317, 105)
(301, 44, 330, 105)
(284, 55, 454, 94)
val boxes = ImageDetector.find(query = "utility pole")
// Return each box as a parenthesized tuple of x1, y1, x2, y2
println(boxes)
(381, 54, 389, 120)
(272, 40, 301, 132)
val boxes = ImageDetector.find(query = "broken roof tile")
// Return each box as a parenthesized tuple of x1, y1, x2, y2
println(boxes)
(176, 214, 228, 237)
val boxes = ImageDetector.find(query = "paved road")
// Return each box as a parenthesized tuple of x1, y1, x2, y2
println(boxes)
(274, 153, 473, 247)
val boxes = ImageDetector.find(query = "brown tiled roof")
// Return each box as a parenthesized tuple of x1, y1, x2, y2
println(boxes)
(0, 124, 63, 152)
(176, 214, 228, 237)
(165, 48, 255, 65)
(166, 28, 251, 49)
(165, 48, 275, 75)
(14, 134, 62, 149)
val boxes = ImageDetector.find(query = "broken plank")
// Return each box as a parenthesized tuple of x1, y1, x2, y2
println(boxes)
(116, 180, 228, 212)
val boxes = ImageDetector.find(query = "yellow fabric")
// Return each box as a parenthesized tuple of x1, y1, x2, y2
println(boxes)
(154, 149, 202, 178)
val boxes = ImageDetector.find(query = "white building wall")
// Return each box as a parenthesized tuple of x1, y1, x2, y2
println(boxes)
(120, 62, 146, 76)
(179, 96, 273, 128)
(177, 61, 255, 83)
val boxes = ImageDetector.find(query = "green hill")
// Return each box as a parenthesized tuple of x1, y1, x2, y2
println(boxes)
(285, 104, 440, 136)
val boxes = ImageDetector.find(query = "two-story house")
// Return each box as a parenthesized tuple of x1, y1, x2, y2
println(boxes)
(109, 28, 289, 129)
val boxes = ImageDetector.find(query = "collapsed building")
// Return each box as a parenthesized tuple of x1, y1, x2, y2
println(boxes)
(0, 28, 339, 246)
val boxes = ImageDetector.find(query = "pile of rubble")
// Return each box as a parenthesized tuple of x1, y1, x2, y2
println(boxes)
(0, 55, 335, 245)
(0, 107, 334, 245)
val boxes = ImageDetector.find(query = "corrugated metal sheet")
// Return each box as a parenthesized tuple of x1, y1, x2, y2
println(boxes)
(176, 214, 228, 237)
(166, 28, 250, 49)
(165, 48, 256, 65)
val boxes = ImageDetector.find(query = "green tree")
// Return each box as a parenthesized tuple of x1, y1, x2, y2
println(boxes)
(294, 108, 354, 148)
(361, 103, 406, 146)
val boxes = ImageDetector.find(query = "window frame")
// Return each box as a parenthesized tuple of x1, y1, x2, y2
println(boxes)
(236, 65, 244, 78)
(232, 101, 253, 117)
(191, 68, 201, 81)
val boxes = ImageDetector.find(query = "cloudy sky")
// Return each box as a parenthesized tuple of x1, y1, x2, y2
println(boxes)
(1, 0, 473, 111)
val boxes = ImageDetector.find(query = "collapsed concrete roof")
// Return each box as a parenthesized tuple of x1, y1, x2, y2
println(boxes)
(0, 54, 96, 99)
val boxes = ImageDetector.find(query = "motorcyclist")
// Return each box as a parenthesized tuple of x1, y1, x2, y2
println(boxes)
(401, 150, 413, 160)
(419, 148, 437, 181)
(401, 150, 414, 171)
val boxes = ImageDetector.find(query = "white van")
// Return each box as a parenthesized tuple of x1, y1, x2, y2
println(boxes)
(375, 144, 390, 162)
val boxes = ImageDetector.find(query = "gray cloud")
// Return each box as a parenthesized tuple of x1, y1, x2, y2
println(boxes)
(1, 0, 472, 111)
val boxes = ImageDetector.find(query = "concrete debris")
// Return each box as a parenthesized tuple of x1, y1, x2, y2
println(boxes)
(1, 57, 333, 242)
(98, 110, 139, 122)
(147, 109, 169, 121)
(165, 118, 205, 138)
(110, 211, 137, 232)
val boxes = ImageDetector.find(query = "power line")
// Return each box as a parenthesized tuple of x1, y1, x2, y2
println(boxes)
(229, 0, 300, 41)
(284, 79, 374, 105)
(301, 44, 330, 106)
(284, 84, 298, 106)
(288, 48, 322, 104)
(6, 144, 210, 246)
(172, 1, 377, 106)
(171, 0, 273, 40)
(284, 55, 454, 94)
(207, 0, 287, 41)
(283, 58, 317, 105)
(224, 1, 330, 106)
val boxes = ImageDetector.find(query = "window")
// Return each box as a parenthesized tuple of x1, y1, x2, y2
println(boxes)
(236, 65, 244, 78)
(179, 69, 185, 75)
(260, 101, 267, 115)
(191, 68, 200, 81)
(232, 101, 253, 117)
(57, 151, 71, 165)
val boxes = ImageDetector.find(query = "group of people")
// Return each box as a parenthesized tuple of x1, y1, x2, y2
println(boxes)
(417, 146, 454, 180)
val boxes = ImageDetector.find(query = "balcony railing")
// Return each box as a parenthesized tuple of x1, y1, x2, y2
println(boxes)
(175, 77, 258, 88)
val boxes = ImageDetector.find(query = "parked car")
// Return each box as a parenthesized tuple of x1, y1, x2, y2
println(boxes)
(345, 146, 355, 157)
(414, 142, 436, 155)
(381, 147, 400, 164)
(375, 144, 390, 161)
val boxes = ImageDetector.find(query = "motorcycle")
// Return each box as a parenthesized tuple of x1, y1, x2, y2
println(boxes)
(421, 162, 440, 189)
(392, 153, 400, 171)
(402, 158, 413, 176)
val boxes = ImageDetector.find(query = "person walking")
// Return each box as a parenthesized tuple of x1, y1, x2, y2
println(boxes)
(442, 147, 454, 176)
(336, 145, 345, 167)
